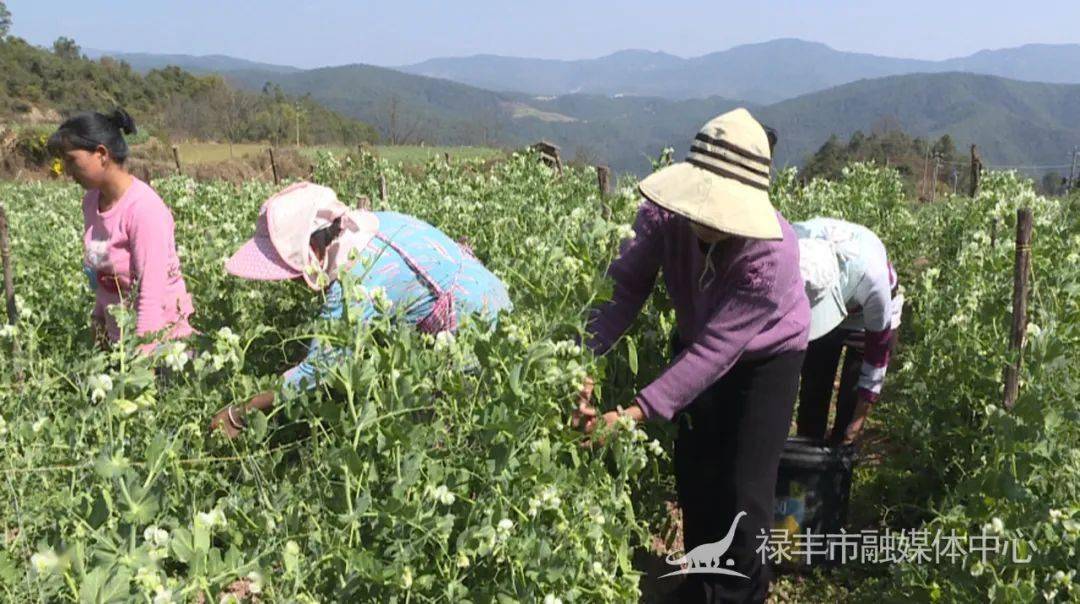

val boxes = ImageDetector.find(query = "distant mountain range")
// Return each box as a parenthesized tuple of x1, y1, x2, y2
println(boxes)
(89, 41, 1080, 176)
(83, 49, 301, 75)
(401, 39, 1080, 103)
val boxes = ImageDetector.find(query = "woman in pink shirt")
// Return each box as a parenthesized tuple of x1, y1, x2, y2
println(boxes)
(48, 109, 194, 351)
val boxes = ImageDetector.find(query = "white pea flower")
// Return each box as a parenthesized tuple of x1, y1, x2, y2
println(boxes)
(591, 561, 604, 575)
(401, 566, 414, 590)
(427, 484, 456, 506)
(152, 586, 174, 604)
(144, 526, 170, 548)
(544, 595, 563, 604)
(285, 540, 300, 556)
(217, 327, 241, 347)
(616, 224, 636, 241)
(991, 517, 1005, 534)
(0, 324, 16, 338)
(30, 549, 59, 574)
(497, 518, 514, 533)
(135, 566, 163, 591)
(196, 508, 227, 529)
(434, 331, 456, 352)
(163, 342, 189, 372)
(969, 561, 985, 577)
(246, 571, 264, 594)
(456, 551, 471, 568)
(0, 415, 7, 438)
(114, 399, 139, 416)
(648, 440, 665, 457)
(89, 374, 113, 402)
(1049, 509, 1064, 522)
(31, 416, 48, 433)
(1026, 323, 1042, 338)
(615, 414, 636, 431)
(589, 506, 606, 526)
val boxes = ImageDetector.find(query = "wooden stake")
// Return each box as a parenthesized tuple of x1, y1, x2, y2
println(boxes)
(172, 146, 183, 175)
(0, 202, 22, 382)
(268, 148, 280, 185)
(1003, 208, 1033, 411)
(356, 195, 371, 210)
(444, 152, 451, 165)
(596, 165, 611, 196)
(379, 173, 388, 203)
(969, 144, 982, 198)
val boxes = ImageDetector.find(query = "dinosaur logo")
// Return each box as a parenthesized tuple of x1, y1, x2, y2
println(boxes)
(659, 511, 749, 579)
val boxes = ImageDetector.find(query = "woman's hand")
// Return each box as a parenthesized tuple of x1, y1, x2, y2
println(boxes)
(841, 397, 875, 445)
(209, 391, 276, 440)
(210, 405, 247, 439)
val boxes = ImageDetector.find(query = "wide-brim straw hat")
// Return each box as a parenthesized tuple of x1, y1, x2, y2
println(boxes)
(638, 108, 781, 240)
(226, 181, 379, 290)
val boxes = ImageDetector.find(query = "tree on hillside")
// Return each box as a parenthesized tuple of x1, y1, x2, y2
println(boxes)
(0, 2, 12, 38)
(932, 134, 957, 163)
(1040, 171, 1063, 197)
(52, 37, 80, 60)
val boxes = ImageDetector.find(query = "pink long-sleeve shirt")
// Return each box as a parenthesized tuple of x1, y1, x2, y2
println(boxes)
(587, 200, 810, 421)
(82, 178, 194, 349)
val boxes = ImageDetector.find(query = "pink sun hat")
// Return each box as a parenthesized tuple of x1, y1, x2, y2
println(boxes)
(226, 181, 379, 289)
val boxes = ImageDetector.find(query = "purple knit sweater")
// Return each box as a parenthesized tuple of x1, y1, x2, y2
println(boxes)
(587, 200, 810, 421)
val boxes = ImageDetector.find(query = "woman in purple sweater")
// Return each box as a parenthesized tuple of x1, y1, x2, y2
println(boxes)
(577, 109, 810, 603)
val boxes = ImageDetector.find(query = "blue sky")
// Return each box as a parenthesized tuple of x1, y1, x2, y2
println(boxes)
(7, 0, 1080, 68)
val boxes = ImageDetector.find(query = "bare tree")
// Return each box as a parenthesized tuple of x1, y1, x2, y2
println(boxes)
(379, 96, 424, 145)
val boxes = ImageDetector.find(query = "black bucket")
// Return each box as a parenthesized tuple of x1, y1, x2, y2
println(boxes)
(771, 436, 857, 570)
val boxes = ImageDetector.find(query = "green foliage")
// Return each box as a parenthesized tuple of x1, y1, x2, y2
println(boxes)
(0, 153, 668, 602)
(801, 129, 964, 196)
(774, 165, 1080, 603)
(0, 1, 10, 39)
(0, 36, 377, 148)
(2, 156, 1077, 601)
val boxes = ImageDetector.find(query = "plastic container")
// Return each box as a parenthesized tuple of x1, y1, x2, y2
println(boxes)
(771, 436, 857, 569)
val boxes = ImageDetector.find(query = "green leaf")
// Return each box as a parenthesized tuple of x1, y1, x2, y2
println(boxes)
(171, 528, 196, 563)
(626, 336, 638, 376)
(78, 566, 132, 604)
(509, 363, 524, 397)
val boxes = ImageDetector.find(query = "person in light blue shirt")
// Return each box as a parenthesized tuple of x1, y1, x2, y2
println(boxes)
(283, 211, 511, 390)
(211, 182, 511, 438)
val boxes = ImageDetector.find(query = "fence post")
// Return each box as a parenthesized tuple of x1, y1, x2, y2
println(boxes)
(596, 165, 610, 196)
(1002, 208, 1033, 411)
(268, 148, 280, 185)
(969, 144, 982, 198)
(0, 202, 22, 383)
(379, 173, 388, 204)
(172, 146, 183, 175)
(444, 152, 451, 165)
(356, 195, 371, 210)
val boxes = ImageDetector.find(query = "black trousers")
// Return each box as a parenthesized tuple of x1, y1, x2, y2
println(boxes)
(672, 347, 806, 604)
(795, 327, 863, 445)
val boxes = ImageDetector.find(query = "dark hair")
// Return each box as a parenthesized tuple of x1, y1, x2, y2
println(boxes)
(309, 217, 343, 258)
(47, 109, 137, 164)
(762, 125, 778, 154)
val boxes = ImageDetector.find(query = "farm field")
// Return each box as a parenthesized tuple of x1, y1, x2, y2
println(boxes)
(174, 142, 503, 166)
(0, 152, 1077, 602)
